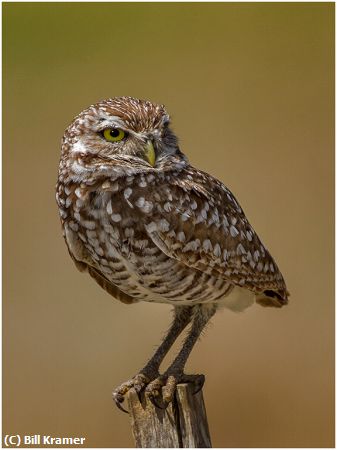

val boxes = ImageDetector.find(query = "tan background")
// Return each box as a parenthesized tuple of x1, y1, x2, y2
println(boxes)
(3, 3, 334, 447)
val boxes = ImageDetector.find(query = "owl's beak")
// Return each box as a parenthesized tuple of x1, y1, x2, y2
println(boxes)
(143, 140, 156, 167)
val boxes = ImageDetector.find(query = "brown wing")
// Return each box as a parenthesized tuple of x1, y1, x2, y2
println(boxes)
(86, 265, 135, 304)
(63, 222, 136, 305)
(144, 166, 289, 306)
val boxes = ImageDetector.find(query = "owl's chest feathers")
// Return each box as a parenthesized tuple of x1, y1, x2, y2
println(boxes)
(58, 168, 203, 275)
(58, 172, 161, 268)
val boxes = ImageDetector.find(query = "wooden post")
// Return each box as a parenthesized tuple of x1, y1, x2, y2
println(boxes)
(126, 383, 212, 448)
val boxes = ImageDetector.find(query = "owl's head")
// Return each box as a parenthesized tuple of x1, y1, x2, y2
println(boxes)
(62, 97, 186, 173)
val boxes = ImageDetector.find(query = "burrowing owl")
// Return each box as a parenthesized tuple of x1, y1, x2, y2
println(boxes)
(56, 97, 288, 412)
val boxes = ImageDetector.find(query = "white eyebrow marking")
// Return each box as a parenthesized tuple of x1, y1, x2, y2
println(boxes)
(96, 115, 126, 131)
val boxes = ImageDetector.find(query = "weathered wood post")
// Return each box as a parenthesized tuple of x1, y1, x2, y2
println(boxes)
(126, 383, 212, 448)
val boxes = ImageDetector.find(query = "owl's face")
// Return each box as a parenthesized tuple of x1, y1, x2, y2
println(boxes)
(63, 97, 184, 171)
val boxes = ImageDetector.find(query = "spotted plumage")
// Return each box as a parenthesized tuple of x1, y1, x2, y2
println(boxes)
(56, 96, 289, 411)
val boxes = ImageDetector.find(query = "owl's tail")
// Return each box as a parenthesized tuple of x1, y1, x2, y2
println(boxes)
(256, 289, 289, 308)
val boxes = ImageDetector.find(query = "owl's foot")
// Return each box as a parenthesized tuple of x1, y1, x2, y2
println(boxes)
(112, 371, 159, 413)
(112, 371, 205, 413)
(146, 372, 205, 409)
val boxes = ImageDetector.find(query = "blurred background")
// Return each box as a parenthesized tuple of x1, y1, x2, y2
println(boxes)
(3, 3, 334, 447)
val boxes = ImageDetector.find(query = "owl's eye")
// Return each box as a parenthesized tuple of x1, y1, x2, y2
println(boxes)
(102, 128, 125, 142)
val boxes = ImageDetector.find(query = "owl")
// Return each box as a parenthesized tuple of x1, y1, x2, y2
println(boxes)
(56, 96, 288, 412)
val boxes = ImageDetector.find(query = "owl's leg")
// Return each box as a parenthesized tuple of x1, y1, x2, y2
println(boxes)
(145, 303, 217, 407)
(113, 305, 193, 412)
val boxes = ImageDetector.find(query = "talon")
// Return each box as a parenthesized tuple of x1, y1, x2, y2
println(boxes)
(193, 384, 203, 395)
(135, 389, 142, 403)
(158, 400, 170, 410)
(160, 399, 170, 410)
(112, 371, 160, 413)
(112, 393, 129, 414)
(115, 401, 129, 414)
(148, 394, 166, 410)
(192, 374, 205, 395)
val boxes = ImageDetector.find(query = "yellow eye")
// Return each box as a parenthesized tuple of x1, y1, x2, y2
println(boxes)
(103, 128, 125, 142)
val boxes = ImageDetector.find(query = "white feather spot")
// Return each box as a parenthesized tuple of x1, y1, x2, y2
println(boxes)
(246, 230, 252, 241)
(183, 240, 200, 252)
(95, 246, 104, 256)
(111, 213, 122, 222)
(181, 211, 191, 222)
(164, 202, 172, 212)
(230, 225, 239, 237)
(106, 200, 112, 214)
(203, 239, 212, 252)
(82, 220, 96, 230)
(237, 243, 246, 255)
(124, 188, 132, 199)
(190, 200, 197, 210)
(146, 222, 157, 233)
(223, 215, 229, 227)
(249, 260, 256, 269)
(158, 219, 170, 232)
(177, 231, 186, 242)
(213, 243, 221, 257)
(102, 180, 111, 189)
(74, 188, 83, 198)
(141, 201, 153, 213)
(212, 209, 220, 225)
(135, 197, 145, 208)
